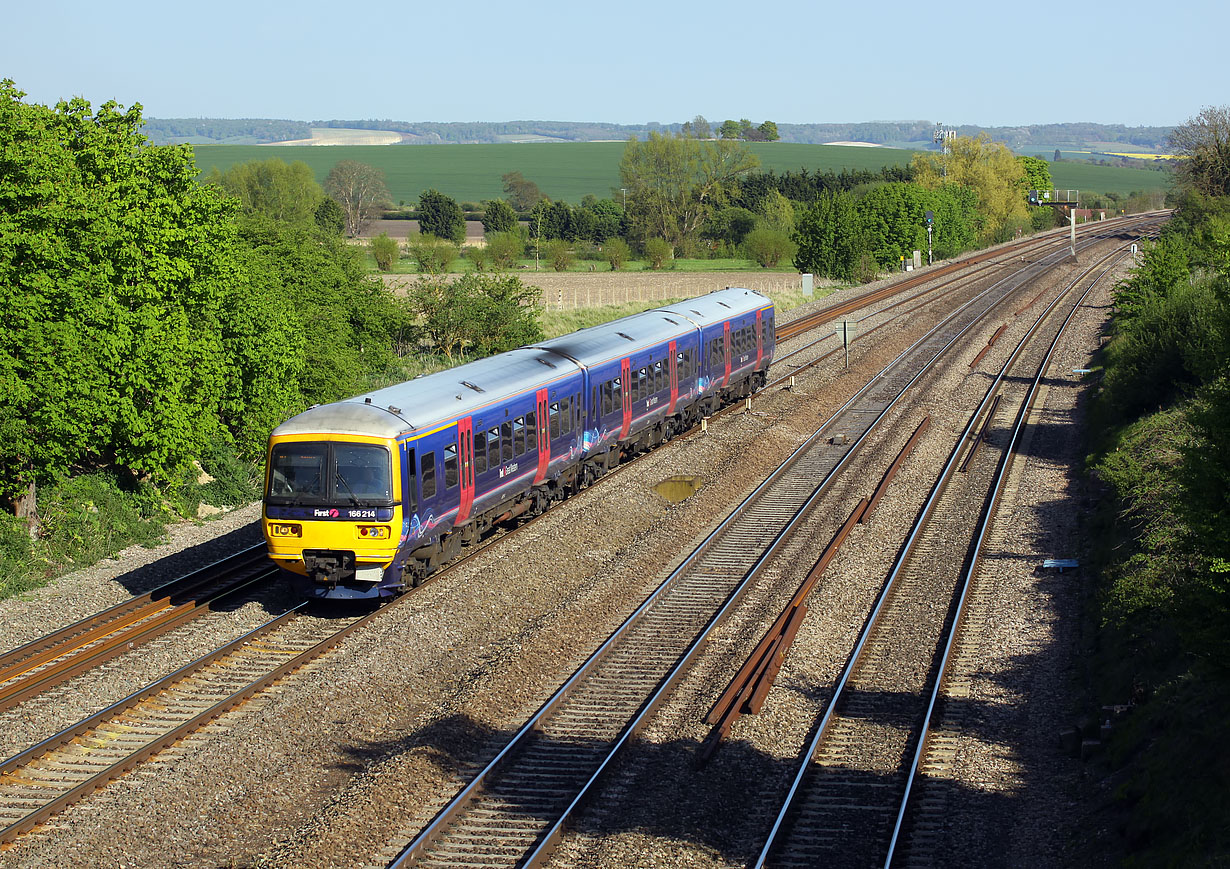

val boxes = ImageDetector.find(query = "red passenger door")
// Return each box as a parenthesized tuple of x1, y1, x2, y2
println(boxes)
(620, 357, 632, 439)
(667, 340, 678, 414)
(723, 321, 732, 386)
(756, 310, 764, 369)
(456, 417, 475, 523)
(534, 388, 550, 484)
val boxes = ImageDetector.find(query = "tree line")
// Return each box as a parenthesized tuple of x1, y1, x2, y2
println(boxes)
(1067, 105, 1230, 863)
(0, 81, 540, 553)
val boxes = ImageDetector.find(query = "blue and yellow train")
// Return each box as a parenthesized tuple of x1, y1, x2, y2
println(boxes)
(262, 287, 775, 599)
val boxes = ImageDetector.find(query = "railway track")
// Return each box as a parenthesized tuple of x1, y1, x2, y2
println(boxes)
(0, 545, 275, 714)
(0, 214, 1160, 859)
(754, 244, 1137, 868)
(375, 219, 1147, 869)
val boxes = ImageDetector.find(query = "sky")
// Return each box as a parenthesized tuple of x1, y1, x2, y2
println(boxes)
(7, 0, 1226, 129)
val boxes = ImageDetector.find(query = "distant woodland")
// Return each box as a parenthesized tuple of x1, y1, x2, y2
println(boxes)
(140, 117, 1175, 151)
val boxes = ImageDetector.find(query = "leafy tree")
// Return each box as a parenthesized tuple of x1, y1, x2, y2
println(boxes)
(502, 170, 546, 211)
(755, 189, 795, 233)
(530, 199, 575, 240)
(619, 132, 760, 249)
(324, 160, 389, 236)
(370, 233, 400, 271)
(575, 197, 625, 242)
(703, 207, 758, 248)
(792, 191, 870, 282)
(1017, 154, 1052, 194)
(486, 231, 524, 270)
(1168, 105, 1230, 197)
(743, 227, 796, 267)
(482, 198, 518, 234)
(0, 82, 240, 526)
(911, 133, 1030, 243)
(603, 237, 631, 270)
(408, 273, 542, 358)
(417, 188, 466, 243)
(719, 119, 741, 140)
(681, 115, 712, 139)
(757, 120, 780, 142)
(644, 237, 672, 269)
(463, 245, 491, 272)
(206, 158, 323, 224)
(314, 196, 346, 235)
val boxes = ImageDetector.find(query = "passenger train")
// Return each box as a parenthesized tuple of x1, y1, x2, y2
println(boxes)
(262, 287, 775, 600)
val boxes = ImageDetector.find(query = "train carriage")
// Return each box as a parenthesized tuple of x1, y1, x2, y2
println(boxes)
(263, 287, 776, 600)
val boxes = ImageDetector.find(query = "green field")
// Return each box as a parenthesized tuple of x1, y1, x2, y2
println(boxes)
(1048, 160, 1171, 197)
(192, 142, 914, 206)
(191, 141, 1169, 206)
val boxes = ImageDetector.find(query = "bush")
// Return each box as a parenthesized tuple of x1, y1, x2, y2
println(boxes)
(643, 237, 672, 269)
(407, 234, 459, 275)
(370, 233, 400, 271)
(546, 239, 575, 272)
(486, 231, 523, 270)
(743, 227, 796, 268)
(604, 238, 631, 270)
(464, 245, 491, 272)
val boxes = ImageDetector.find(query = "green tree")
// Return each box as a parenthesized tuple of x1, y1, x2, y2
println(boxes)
(1168, 105, 1230, 197)
(757, 120, 780, 142)
(482, 198, 518, 234)
(314, 196, 346, 235)
(324, 160, 389, 236)
(912, 133, 1030, 244)
(408, 273, 542, 358)
(1016, 154, 1052, 195)
(618, 132, 760, 249)
(206, 158, 323, 224)
(719, 120, 741, 140)
(370, 233, 400, 271)
(502, 171, 546, 212)
(792, 191, 870, 282)
(0, 82, 241, 526)
(702, 207, 758, 249)
(417, 188, 466, 243)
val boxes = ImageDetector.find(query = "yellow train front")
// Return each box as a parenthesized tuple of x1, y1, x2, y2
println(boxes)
(262, 402, 408, 600)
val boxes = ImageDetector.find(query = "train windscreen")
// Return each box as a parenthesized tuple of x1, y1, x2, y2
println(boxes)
(268, 442, 393, 506)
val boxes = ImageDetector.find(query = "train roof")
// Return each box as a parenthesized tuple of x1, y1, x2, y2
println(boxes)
(657, 286, 773, 327)
(532, 309, 696, 368)
(271, 347, 581, 440)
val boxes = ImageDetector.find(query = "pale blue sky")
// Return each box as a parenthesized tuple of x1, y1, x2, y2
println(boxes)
(7, 0, 1225, 128)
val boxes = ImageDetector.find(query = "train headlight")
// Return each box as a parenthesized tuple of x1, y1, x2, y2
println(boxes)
(357, 525, 391, 540)
(270, 523, 302, 537)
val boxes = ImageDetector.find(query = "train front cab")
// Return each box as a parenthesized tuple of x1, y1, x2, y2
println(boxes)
(263, 432, 407, 600)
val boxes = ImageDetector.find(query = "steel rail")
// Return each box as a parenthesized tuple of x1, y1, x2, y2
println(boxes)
(753, 240, 1137, 868)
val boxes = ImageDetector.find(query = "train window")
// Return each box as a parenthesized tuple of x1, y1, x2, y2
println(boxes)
(559, 397, 570, 433)
(501, 421, 514, 462)
(487, 427, 500, 468)
(444, 443, 458, 489)
(612, 378, 622, 411)
(637, 367, 648, 401)
(549, 402, 560, 439)
(269, 444, 325, 500)
(654, 361, 664, 392)
(474, 430, 487, 475)
(420, 452, 437, 500)
(513, 416, 526, 455)
(601, 381, 613, 415)
(526, 411, 537, 450)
